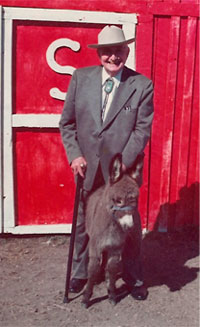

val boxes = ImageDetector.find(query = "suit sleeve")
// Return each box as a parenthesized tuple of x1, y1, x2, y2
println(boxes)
(122, 80, 154, 167)
(59, 70, 83, 164)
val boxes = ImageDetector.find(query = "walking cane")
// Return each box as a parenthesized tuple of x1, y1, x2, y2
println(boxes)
(63, 172, 83, 303)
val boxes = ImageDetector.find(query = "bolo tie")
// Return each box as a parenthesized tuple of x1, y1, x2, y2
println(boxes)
(101, 78, 114, 121)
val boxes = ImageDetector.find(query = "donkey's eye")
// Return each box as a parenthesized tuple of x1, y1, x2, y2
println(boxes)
(115, 197, 123, 205)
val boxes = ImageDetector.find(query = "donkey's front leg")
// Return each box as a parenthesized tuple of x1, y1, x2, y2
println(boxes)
(82, 256, 101, 308)
(106, 254, 121, 306)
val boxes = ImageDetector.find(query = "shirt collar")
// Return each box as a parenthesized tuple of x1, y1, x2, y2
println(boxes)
(102, 67, 122, 88)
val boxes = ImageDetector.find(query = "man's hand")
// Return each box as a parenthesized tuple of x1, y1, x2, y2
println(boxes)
(71, 157, 87, 178)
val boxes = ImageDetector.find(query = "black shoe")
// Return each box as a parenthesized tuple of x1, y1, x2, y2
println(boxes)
(131, 285, 148, 301)
(69, 278, 87, 293)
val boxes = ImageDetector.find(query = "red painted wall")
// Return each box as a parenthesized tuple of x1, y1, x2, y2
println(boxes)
(1, 0, 199, 231)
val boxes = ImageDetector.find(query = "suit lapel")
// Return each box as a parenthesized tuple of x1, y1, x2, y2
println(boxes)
(101, 67, 137, 130)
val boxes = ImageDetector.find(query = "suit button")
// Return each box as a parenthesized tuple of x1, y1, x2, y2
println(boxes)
(96, 154, 99, 158)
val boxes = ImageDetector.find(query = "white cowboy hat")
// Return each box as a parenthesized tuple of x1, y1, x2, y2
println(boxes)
(88, 25, 135, 49)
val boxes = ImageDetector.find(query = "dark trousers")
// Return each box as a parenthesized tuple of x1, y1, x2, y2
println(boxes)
(71, 166, 144, 286)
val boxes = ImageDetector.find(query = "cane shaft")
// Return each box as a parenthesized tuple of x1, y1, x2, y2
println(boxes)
(63, 174, 82, 303)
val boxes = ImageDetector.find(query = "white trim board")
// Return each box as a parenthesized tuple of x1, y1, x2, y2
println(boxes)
(4, 8, 137, 24)
(4, 224, 72, 235)
(3, 17, 15, 231)
(12, 114, 61, 128)
(0, 6, 3, 233)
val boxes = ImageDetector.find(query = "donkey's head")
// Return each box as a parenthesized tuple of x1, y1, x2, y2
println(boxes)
(105, 153, 144, 230)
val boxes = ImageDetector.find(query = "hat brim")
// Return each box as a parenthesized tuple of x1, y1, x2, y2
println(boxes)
(87, 38, 135, 49)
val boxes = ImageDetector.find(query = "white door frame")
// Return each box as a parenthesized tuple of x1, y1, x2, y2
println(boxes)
(0, 6, 3, 233)
(1, 7, 137, 234)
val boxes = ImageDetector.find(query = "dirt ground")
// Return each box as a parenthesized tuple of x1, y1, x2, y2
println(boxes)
(0, 227, 199, 327)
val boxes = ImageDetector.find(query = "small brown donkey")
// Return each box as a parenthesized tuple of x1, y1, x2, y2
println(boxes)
(82, 153, 143, 308)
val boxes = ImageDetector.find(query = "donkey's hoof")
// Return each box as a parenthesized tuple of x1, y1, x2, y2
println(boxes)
(109, 297, 117, 306)
(81, 300, 89, 309)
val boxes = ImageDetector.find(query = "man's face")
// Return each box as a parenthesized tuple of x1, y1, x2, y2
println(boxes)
(97, 45, 130, 77)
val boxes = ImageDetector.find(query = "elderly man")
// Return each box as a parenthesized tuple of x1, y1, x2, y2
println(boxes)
(59, 25, 154, 300)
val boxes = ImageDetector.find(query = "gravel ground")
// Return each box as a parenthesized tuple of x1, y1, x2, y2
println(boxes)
(0, 227, 199, 327)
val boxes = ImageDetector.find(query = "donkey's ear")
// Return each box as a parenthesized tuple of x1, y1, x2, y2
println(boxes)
(109, 153, 123, 184)
(130, 154, 144, 181)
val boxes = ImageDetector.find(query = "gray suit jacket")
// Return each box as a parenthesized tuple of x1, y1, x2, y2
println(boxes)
(59, 65, 154, 191)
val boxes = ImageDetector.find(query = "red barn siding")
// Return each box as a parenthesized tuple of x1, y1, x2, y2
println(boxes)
(148, 15, 199, 231)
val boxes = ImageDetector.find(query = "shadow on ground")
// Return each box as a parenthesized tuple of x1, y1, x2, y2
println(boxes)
(142, 226, 199, 292)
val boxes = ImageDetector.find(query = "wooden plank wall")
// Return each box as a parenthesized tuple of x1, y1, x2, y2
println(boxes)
(137, 14, 199, 231)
